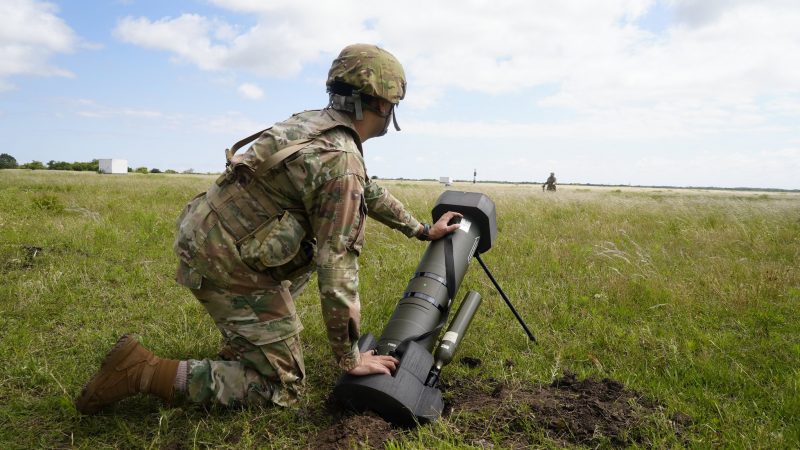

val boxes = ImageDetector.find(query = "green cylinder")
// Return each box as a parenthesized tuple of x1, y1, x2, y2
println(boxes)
(433, 291, 482, 370)
(376, 216, 482, 355)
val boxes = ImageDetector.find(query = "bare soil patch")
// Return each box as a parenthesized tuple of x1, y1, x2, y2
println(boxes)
(314, 371, 688, 449)
(1, 244, 43, 272)
(314, 411, 400, 449)
(444, 371, 674, 447)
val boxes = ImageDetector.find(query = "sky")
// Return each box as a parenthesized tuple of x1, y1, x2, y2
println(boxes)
(1, 0, 799, 189)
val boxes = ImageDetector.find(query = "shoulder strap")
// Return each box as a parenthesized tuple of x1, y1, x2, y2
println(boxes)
(253, 138, 314, 177)
(216, 133, 313, 186)
(225, 128, 269, 165)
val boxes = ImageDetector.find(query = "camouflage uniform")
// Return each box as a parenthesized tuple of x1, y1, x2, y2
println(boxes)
(543, 173, 557, 191)
(173, 108, 421, 406)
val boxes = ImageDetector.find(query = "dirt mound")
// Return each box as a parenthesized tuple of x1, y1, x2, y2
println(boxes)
(445, 371, 675, 447)
(314, 411, 400, 450)
(313, 371, 688, 448)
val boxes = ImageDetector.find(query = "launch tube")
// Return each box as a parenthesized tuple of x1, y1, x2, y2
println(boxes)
(333, 191, 497, 426)
(376, 216, 482, 355)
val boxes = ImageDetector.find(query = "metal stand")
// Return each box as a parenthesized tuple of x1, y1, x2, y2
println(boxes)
(475, 253, 536, 342)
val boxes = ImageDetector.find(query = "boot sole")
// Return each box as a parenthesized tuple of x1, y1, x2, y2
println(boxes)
(74, 334, 139, 414)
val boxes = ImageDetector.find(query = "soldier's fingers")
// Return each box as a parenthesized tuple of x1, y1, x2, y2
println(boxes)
(378, 358, 397, 371)
(367, 362, 391, 375)
(375, 355, 399, 364)
(351, 365, 387, 376)
(362, 353, 396, 366)
(369, 355, 397, 369)
(444, 224, 461, 233)
(363, 354, 397, 372)
(434, 218, 458, 230)
(437, 211, 461, 224)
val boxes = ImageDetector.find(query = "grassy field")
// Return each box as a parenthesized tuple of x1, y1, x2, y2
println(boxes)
(0, 169, 798, 449)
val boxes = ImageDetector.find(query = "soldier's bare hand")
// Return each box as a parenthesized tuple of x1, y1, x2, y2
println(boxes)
(347, 351, 399, 376)
(428, 211, 463, 240)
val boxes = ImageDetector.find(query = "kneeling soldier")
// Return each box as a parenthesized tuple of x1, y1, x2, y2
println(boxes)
(76, 43, 461, 413)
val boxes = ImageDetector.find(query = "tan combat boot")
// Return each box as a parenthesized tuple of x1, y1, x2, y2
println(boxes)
(75, 334, 180, 414)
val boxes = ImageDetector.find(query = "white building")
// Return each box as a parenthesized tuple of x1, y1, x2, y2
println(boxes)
(98, 159, 128, 174)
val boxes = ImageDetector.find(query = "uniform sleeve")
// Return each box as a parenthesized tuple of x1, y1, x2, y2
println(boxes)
(363, 179, 423, 238)
(311, 174, 367, 371)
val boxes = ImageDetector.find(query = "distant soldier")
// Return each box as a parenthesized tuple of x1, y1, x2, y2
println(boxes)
(543, 172, 557, 191)
(75, 44, 462, 414)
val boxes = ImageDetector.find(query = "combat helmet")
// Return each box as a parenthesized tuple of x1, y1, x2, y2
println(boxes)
(327, 44, 406, 132)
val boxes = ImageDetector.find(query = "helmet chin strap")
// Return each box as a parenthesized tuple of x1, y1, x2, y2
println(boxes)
(353, 93, 364, 120)
(375, 105, 400, 137)
(392, 107, 401, 132)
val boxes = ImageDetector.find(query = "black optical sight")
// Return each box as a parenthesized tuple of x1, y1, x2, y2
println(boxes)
(333, 191, 534, 426)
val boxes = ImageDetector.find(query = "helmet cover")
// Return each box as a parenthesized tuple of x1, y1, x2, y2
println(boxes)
(326, 44, 406, 104)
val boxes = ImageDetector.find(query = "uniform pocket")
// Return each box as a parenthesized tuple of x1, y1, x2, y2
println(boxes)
(347, 194, 367, 255)
(173, 193, 213, 261)
(175, 259, 203, 289)
(240, 211, 305, 273)
(268, 239, 316, 282)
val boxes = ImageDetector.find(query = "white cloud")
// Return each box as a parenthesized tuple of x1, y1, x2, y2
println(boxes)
(0, 0, 78, 90)
(77, 108, 164, 119)
(73, 99, 165, 119)
(194, 111, 266, 135)
(114, 4, 377, 77)
(113, 0, 800, 141)
(114, 14, 230, 71)
(69, 98, 265, 137)
(402, 111, 695, 140)
(237, 82, 263, 100)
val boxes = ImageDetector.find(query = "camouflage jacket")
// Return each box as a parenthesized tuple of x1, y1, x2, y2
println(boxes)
(174, 108, 422, 371)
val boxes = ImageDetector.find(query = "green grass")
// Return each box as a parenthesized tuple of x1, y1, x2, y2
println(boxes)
(1, 170, 798, 448)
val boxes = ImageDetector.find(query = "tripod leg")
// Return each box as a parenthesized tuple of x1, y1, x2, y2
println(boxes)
(475, 254, 536, 342)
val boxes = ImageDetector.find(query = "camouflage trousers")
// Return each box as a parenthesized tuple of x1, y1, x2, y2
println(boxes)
(184, 275, 310, 407)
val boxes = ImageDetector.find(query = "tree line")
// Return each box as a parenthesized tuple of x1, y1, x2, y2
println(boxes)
(0, 153, 191, 174)
(1, 154, 101, 171)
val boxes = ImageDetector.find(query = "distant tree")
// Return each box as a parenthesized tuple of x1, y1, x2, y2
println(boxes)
(182, 168, 195, 174)
(0, 153, 18, 169)
(134, 167, 149, 174)
(48, 160, 74, 171)
(371, 175, 378, 180)
(150, 168, 162, 173)
(21, 161, 46, 170)
(72, 160, 99, 172)
(164, 169, 177, 174)
(128, 167, 133, 172)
